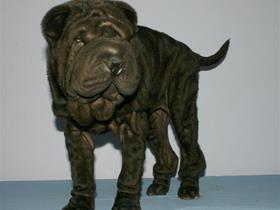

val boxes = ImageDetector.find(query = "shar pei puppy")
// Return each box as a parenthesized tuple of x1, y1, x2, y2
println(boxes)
(41, 0, 229, 210)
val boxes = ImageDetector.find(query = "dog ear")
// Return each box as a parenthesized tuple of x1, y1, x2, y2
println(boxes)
(41, 5, 71, 43)
(114, 1, 138, 32)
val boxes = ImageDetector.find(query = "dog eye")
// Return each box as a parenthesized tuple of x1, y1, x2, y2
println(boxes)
(71, 37, 85, 53)
(75, 38, 84, 45)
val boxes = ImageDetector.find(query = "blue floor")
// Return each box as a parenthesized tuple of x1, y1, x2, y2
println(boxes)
(0, 176, 279, 210)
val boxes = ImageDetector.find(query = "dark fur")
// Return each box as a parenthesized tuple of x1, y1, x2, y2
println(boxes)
(41, 1, 229, 210)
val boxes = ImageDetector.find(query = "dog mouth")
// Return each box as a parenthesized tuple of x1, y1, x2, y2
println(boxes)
(66, 83, 127, 123)
(71, 83, 126, 106)
(65, 62, 137, 106)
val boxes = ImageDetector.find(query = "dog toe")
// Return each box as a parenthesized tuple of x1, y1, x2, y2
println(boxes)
(178, 186, 200, 200)
(147, 183, 169, 196)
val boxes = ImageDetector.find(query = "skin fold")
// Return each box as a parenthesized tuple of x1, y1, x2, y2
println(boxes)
(41, 1, 229, 210)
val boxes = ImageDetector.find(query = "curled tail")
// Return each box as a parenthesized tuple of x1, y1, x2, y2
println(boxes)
(199, 39, 230, 71)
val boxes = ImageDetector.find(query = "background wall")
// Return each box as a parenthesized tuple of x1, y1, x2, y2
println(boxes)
(0, 0, 279, 181)
(0, 1, 4, 178)
(277, 0, 280, 172)
(0, 0, 3, 180)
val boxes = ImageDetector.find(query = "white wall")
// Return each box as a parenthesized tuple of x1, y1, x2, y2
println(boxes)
(0, 0, 279, 181)
(277, 1, 280, 168)
(0, 0, 4, 180)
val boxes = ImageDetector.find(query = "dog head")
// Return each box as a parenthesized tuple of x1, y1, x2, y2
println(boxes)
(42, 0, 140, 113)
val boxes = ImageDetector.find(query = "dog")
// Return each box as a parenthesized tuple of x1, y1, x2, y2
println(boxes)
(41, 0, 229, 209)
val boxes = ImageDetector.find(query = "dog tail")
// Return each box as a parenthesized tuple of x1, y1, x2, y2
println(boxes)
(198, 39, 230, 71)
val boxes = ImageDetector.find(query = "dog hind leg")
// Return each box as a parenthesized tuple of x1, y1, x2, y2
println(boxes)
(146, 109, 178, 196)
(170, 73, 206, 200)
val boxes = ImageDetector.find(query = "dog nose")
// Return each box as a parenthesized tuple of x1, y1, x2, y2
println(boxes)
(109, 56, 123, 76)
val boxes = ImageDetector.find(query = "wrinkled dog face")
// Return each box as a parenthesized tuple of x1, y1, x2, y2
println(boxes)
(42, 0, 140, 108)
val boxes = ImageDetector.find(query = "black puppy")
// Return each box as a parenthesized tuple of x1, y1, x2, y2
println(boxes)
(41, 0, 229, 209)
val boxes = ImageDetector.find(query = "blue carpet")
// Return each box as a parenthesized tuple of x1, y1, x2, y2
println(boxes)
(0, 176, 279, 210)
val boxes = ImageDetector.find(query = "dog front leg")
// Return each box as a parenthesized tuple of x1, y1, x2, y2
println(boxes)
(63, 121, 95, 210)
(112, 112, 148, 210)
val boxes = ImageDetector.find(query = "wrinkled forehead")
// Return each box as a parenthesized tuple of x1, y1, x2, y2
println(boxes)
(62, 1, 132, 34)
(66, 0, 129, 21)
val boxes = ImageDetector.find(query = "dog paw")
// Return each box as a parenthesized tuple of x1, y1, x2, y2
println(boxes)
(62, 204, 91, 210)
(147, 183, 169, 196)
(177, 186, 200, 200)
(112, 204, 141, 210)
(112, 192, 141, 210)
